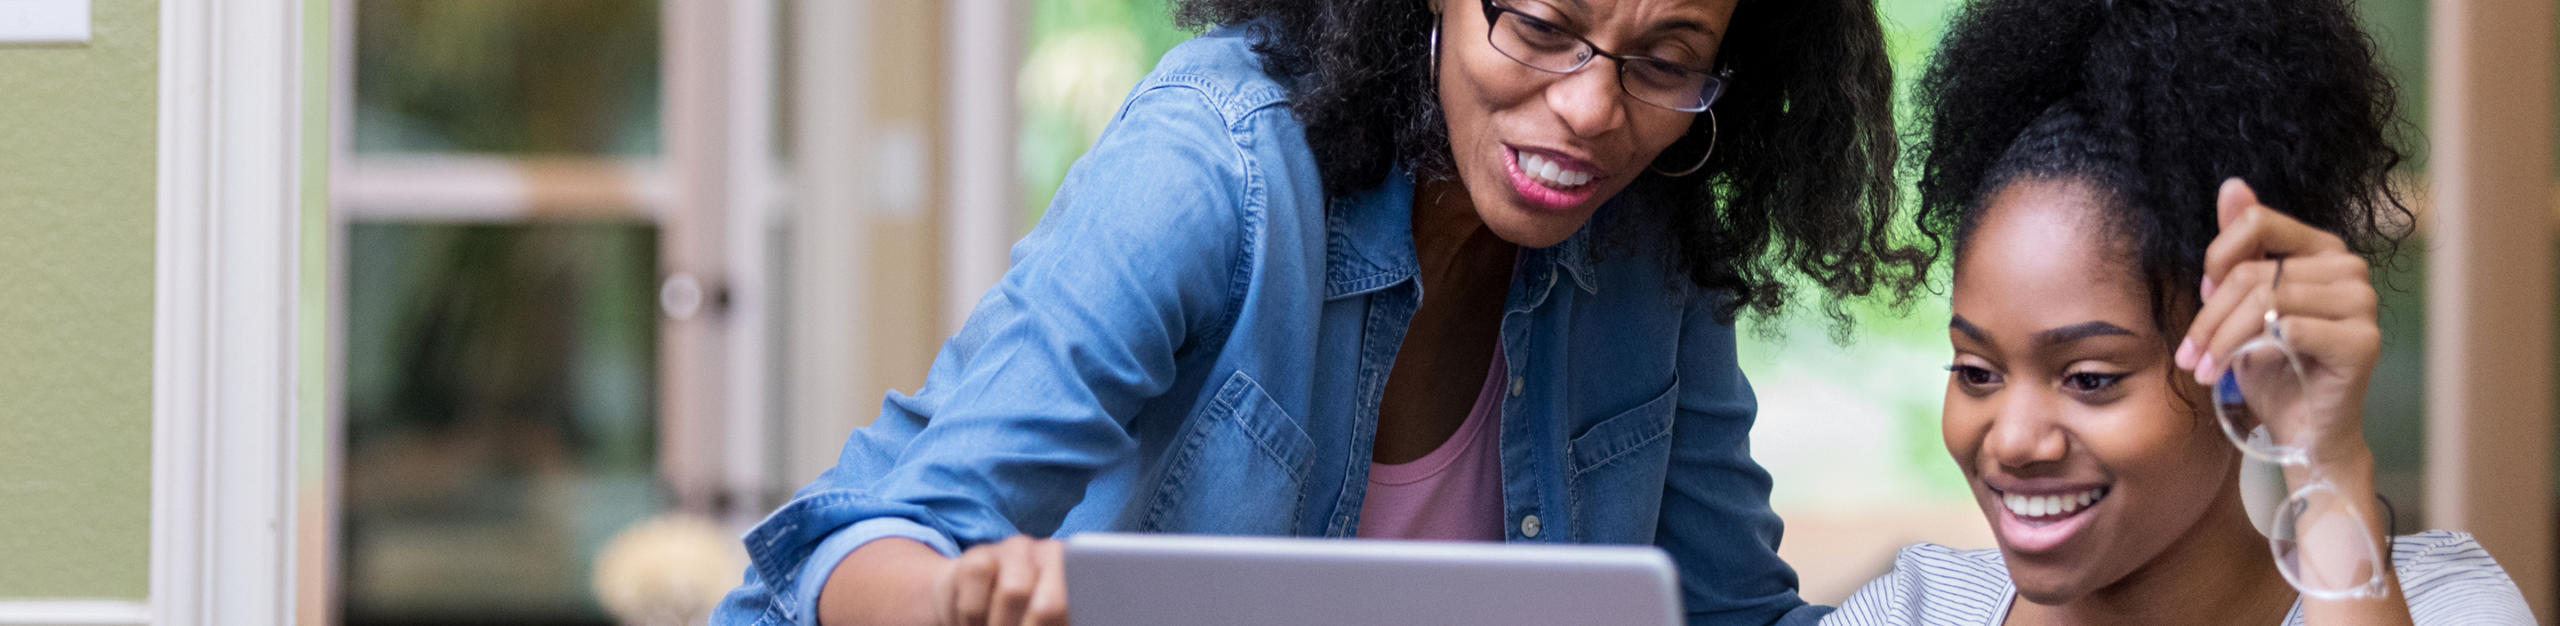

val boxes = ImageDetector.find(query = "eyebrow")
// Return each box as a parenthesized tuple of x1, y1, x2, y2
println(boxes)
(2032, 321, 2138, 346)
(1650, 18, 1716, 40)
(1949, 315, 1988, 344)
(1948, 316, 2138, 348)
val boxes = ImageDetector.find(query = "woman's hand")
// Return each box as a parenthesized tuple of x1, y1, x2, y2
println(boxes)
(2176, 178, 2382, 467)
(821, 535, 1071, 626)
(2179, 178, 2410, 625)
(938, 537, 1071, 626)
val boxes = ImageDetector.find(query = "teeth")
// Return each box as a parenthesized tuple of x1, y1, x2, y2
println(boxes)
(1519, 152, 1593, 188)
(2002, 487, 2106, 518)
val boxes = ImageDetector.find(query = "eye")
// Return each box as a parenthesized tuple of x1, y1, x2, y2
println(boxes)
(1624, 59, 1699, 90)
(1637, 42, 1709, 70)
(2062, 371, 2127, 394)
(1506, 13, 1581, 51)
(1947, 364, 2003, 396)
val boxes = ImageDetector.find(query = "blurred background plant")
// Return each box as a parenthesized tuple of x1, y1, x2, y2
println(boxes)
(343, 222, 662, 625)
(353, 0, 661, 155)
(1017, 0, 1194, 227)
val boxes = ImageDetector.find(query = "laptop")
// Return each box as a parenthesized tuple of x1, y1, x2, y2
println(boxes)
(1064, 533, 1682, 626)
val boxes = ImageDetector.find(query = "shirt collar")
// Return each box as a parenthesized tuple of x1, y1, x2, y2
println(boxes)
(1323, 168, 1605, 301)
(1323, 171, 1421, 300)
(1543, 212, 1600, 295)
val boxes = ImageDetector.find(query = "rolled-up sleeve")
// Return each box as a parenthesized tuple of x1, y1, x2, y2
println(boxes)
(783, 518, 957, 624)
(713, 81, 1256, 625)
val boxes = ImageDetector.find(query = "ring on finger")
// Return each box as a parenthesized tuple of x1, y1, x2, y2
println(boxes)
(2267, 256, 2286, 340)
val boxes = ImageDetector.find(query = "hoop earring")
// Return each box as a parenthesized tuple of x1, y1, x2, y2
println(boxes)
(1650, 109, 1717, 177)
(1427, 24, 1441, 82)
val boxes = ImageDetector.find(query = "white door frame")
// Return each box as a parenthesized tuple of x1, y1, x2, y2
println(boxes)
(0, 3, 304, 625)
(660, 0, 786, 523)
(942, 0, 1023, 336)
(150, 0, 307, 624)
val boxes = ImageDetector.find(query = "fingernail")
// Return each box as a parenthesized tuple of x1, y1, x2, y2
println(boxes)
(2175, 338, 2196, 369)
(2201, 277, 2217, 301)
(2195, 352, 2217, 385)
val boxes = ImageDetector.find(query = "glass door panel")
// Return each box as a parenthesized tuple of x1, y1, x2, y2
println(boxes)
(342, 222, 662, 625)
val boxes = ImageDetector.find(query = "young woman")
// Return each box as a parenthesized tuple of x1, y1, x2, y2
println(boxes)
(1825, 0, 2532, 624)
(712, 0, 1924, 625)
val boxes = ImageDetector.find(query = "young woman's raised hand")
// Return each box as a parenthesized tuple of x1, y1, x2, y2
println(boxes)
(2176, 178, 2383, 465)
(2179, 178, 2413, 626)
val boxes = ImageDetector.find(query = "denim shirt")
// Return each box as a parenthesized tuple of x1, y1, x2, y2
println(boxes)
(714, 27, 1820, 626)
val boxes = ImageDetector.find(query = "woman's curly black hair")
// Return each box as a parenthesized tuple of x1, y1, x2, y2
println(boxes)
(1171, 0, 1925, 327)
(1915, 0, 2413, 336)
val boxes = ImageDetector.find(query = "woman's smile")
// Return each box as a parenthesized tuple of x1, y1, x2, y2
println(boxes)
(1945, 179, 2244, 603)
(1988, 481, 2112, 554)
(1436, 0, 1731, 246)
(1503, 145, 1606, 211)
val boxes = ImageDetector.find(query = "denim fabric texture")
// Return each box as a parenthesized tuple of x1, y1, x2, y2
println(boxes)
(712, 27, 1823, 626)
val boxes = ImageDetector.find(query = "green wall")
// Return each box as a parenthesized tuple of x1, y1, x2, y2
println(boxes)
(0, 0, 159, 600)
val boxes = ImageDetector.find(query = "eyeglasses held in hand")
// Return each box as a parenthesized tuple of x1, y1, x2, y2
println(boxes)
(2213, 282, 2389, 600)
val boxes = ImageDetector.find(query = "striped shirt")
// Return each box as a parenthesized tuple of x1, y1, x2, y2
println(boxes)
(1822, 530, 2533, 626)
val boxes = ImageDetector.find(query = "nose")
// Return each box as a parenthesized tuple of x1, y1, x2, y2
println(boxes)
(1983, 389, 2071, 472)
(1545, 61, 1629, 139)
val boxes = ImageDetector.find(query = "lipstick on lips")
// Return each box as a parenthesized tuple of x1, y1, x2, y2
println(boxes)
(1504, 145, 1603, 212)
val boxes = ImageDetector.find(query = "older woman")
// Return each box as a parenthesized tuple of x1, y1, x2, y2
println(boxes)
(715, 0, 1919, 624)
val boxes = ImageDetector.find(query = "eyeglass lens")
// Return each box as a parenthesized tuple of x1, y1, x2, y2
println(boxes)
(2215, 330, 2387, 599)
(2214, 334, 2315, 465)
(1484, 7, 1723, 112)
(2273, 483, 2388, 599)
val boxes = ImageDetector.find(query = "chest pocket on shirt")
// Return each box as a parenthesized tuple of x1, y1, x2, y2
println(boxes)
(1141, 370, 1314, 534)
(1565, 381, 1677, 542)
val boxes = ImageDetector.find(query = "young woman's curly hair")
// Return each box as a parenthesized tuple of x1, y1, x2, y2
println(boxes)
(1171, 0, 1925, 327)
(1914, 0, 2413, 336)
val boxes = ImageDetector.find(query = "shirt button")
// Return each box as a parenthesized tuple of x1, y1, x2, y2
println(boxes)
(1508, 376, 1524, 397)
(1520, 515, 1543, 538)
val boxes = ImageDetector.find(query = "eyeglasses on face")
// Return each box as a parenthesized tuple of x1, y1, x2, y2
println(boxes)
(1477, 0, 1731, 113)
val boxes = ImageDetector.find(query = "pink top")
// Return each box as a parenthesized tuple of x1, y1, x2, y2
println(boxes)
(1356, 345, 1508, 541)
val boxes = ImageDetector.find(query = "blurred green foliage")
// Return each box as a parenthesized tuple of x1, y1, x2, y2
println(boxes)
(1018, 0, 1196, 226)
(354, 0, 663, 155)
(343, 222, 663, 624)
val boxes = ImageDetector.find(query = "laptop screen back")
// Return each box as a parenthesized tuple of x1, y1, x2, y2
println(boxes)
(1064, 533, 1681, 626)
